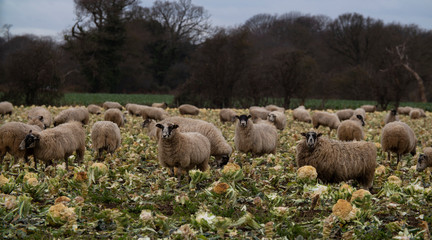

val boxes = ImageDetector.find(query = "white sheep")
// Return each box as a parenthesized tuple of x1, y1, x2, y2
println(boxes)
(125, 103, 148, 116)
(140, 106, 169, 120)
(409, 108, 425, 119)
(337, 114, 365, 141)
(104, 108, 126, 128)
(87, 104, 102, 115)
(54, 107, 89, 126)
(178, 104, 200, 115)
(381, 121, 417, 165)
(219, 108, 237, 123)
(292, 106, 311, 123)
(103, 101, 123, 110)
(336, 109, 354, 121)
(397, 106, 412, 115)
(91, 121, 121, 160)
(311, 111, 340, 134)
(267, 111, 287, 130)
(265, 104, 285, 112)
(249, 106, 270, 122)
(152, 102, 168, 109)
(0, 101, 13, 116)
(27, 106, 52, 128)
(353, 108, 366, 120)
(156, 122, 211, 185)
(234, 115, 278, 155)
(384, 109, 399, 125)
(416, 147, 432, 172)
(361, 105, 376, 112)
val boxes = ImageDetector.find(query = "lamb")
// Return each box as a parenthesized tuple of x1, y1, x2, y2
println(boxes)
(336, 109, 354, 121)
(103, 101, 123, 110)
(91, 121, 121, 160)
(353, 108, 366, 120)
(337, 114, 365, 141)
(156, 122, 211, 185)
(27, 106, 52, 128)
(219, 108, 237, 123)
(296, 131, 377, 189)
(267, 111, 287, 130)
(142, 119, 159, 140)
(140, 106, 169, 121)
(311, 111, 340, 133)
(87, 104, 102, 115)
(125, 103, 147, 116)
(158, 116, 232, 167)
(0, 101, 13, 116)
(397, 106, 412, 115)
(234, 115, 278, 155)
(19, 121, 85, 169)
(361, 105, 376, 112)
(416, 147, 432, 172)
(152, 102, 168, 109)
(381, 121, 417, 165)
(249, 106, 270, 122)
(104, 108, 126, 128)
(265, 104, 285, 112)
(178, 104, 200, 115)
(292, 106, 312, 123)
(384, 109, 399, 125)
(53, 107, 89, 126)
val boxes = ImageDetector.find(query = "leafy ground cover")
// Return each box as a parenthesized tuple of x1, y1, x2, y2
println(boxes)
(0, 106, 432, 239)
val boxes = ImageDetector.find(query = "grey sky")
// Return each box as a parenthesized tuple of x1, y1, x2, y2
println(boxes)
(1, 0, 431, 40)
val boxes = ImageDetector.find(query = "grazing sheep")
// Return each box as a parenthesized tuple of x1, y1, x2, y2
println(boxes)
(361, 105, 376, 112)
(53, 107, 89, 126)
(409, 109, 421, 119)
(0, 122, 43, 165)
(152, 102, 168, 109)
(249, 106, 270, 122)
(234, 115, 278, 155)
(219, 108, 237, 123)
(27, 106, 52, 128)
(27, 116, 46, 130)
(156, 122, 210, 185)
(384, 109, 399, 125)
(353, 108, 366, 120)
(125, 103, 147, 116)
(103, 101, 123, 110)
(0, 101, 13, 116)
(91, 121, 121, 160)
(381, 121, 417, 165)
(337, 114, 365, 141)
(19, 121, 85, 169)
(336, 109, 354, 121)
(397, 106, 412, 115)
(87, 104, 102, 115)
(311, 111, 340, 133)
(158, 117, 232, 167)
(293, 106, 312, 123)
(178, 104, 200, 115)
(104, 108, 126, 128)
(142, 119, 159, 140)
(296, 131, 377, 189)
(416, 147, 432, 172)
(265, 104, 285, 112)
(140, 106, 169, 121)
(267, 111, 287, 130)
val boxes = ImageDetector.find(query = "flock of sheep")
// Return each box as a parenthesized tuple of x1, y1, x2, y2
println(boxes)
(0, 100, 431, 190)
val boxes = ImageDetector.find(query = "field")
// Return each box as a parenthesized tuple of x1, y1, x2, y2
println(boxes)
(1, 105, 432, 239)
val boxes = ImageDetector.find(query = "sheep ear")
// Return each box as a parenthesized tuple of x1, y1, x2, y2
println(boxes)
(247, 115, 252, 119)
(301, 132, 307, 137)
(172, 124, 179, 129)
(39, 116, 44, 121)
(156, 123, 164, 129)
(356, 114, 362, 120)
(317, 133, 323, 138)
(235, 115, 240, 119)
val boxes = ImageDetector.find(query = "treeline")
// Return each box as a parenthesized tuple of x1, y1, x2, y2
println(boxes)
(0, 0, 431, 108)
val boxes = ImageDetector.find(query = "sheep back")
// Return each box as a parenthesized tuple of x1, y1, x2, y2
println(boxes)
(91, 121, 121, 153)
(0, 101, 13, 115)
(249, 106, 270, 121)
(361, 105, 376, 112)
(27, 107, 52, 128)
(87, 104, 102, 115)
(140, 106, 168, 120)
(293, 106, 312, 123)
(103, 101, 123, 110)
(336, 109, 354, 121)
(381, 121, 416, 156)
(312, 111, 340, 130)
(397, 106, 412, 115)
(178, 104, 200, 115)
(126, 103, 147, 116)
(219, 109, 237, 123)
(265, 104, 285, 112)
(54, 107, 89, 126)
(152, 102, 168, 109)
(104, 108, 125, 127)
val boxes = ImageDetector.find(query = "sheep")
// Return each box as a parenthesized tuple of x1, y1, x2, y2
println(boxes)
(337, 114, 365, 141)
(19, 121, 85, 170)
(155, 122, 211, 185)
(0, 101, 13, 116)
(103, 101, 123, 110)
(336, 109, 354, 121)
(409, 108, 426, 119)
(158, 116, 232, 167)
(416, 147, 432, 172)
(152, 102, 168, 109)
(140, 106, 169, 121)
(0, 122, 43, 165)
(265, 104, 285, 112)
(397, 106, 412, 115)
(296, 131, 377, 189)
(381, 121, 417, 165)
(311, 111, 340, 134)
(178, 104, 200, 115)
(87, 104, 102, 115)
(53, 107, 89, 126)
(384, 109, 399, 125)
(219, 108, 237, 123)
(267, 111, 287, 130)
(104, 108, 126, 128)
(91, 121, 121, 160)
(361, 105, 376, 113)
(292, 106, 312, 123)
(27, 106, 52, 128)
(142, 119, 159, 140)
(249, 106, 270, 122)
(234, 114, 278, 155)
(125, 103, 147, 116)
(353, 108, 366, 120)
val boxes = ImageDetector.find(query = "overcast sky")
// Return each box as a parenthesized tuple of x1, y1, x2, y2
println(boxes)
(0, 0, 431, 40)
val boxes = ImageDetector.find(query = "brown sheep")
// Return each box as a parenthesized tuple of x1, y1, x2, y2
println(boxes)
(104, 108, 126, 128)
(293, 106, 311, 123)
(381, 121, 417, 165)
(103, 101, 123, 110)
(27, 106, 52, 128)
(219, 108, 237, 123)
(178, 104, 200, 115)
(337, 114, 365, 141)
(384, 109, 399, 125)
(417, 147, 432, 172)
(91, 121, 121, 160)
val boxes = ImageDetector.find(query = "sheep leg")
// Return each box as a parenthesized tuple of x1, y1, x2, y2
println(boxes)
(397, 154, 401, 166)
(76, 147, 85, 165)
(64, 155, 69, 170)
(176, 169, 183, 187)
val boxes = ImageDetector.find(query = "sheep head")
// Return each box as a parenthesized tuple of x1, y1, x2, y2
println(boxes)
(356, 115, 365, 126)
(236, 115, 251, 127)
(301, 132, 322, 149)
(156, 123, 179, 139)
(417, 154, 428, 172)
(267, 113, 276, 122)
(19, 130, 40, 150)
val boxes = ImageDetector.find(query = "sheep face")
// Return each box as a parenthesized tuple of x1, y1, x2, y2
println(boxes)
(267, 113, 276, 122)
(236, 115, 251, 127)
(391, 109, 397, 116)
(19, 131, 40, 150)
(356, 115, 365, 126)
(301, 132, 322, 149)
(417, 154, 428, 172)
(142, 119, 153, 128)
(156, 123, 179, 139)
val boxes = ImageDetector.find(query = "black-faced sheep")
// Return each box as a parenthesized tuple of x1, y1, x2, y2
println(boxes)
(27, 106, 52, 128)
(19, 121, 85, 169)
(152, 102, 168, 109)
(158, 116, 232, 167)
(336, 109, 354, 121)
(381, 121, 417, 165)
(0, 101, 13, 116)
(178, 104, 200, 115)
(265, 104, 285, 113)
(337, 114, 365, 141)
(296, 131, 377, 189)
(234, 115, 278, 155)
(103, 101, 123, 110)
(353, 108, 366, 120)
(142, 119, 159, 140)
(125, 103, 147, 116)
(219, 109, 237, 123)
(104, 108, 126, 128)
(91, 121, 121, 160)
(397, 106, 412, 115)
(361, 105, 376, 113)
(293, 106, 311, 123)
(87, 104, 102, 115)
(311, 111, 340, 134)
(267, 111, 287, 130)
(249, 106, 270, 122)
(416, 147, 432, 172)
(140, 106, 169, 121)
(156, 122, 211, 185)
(384, 109, 399, 125)
(53, 107, 89, 126)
